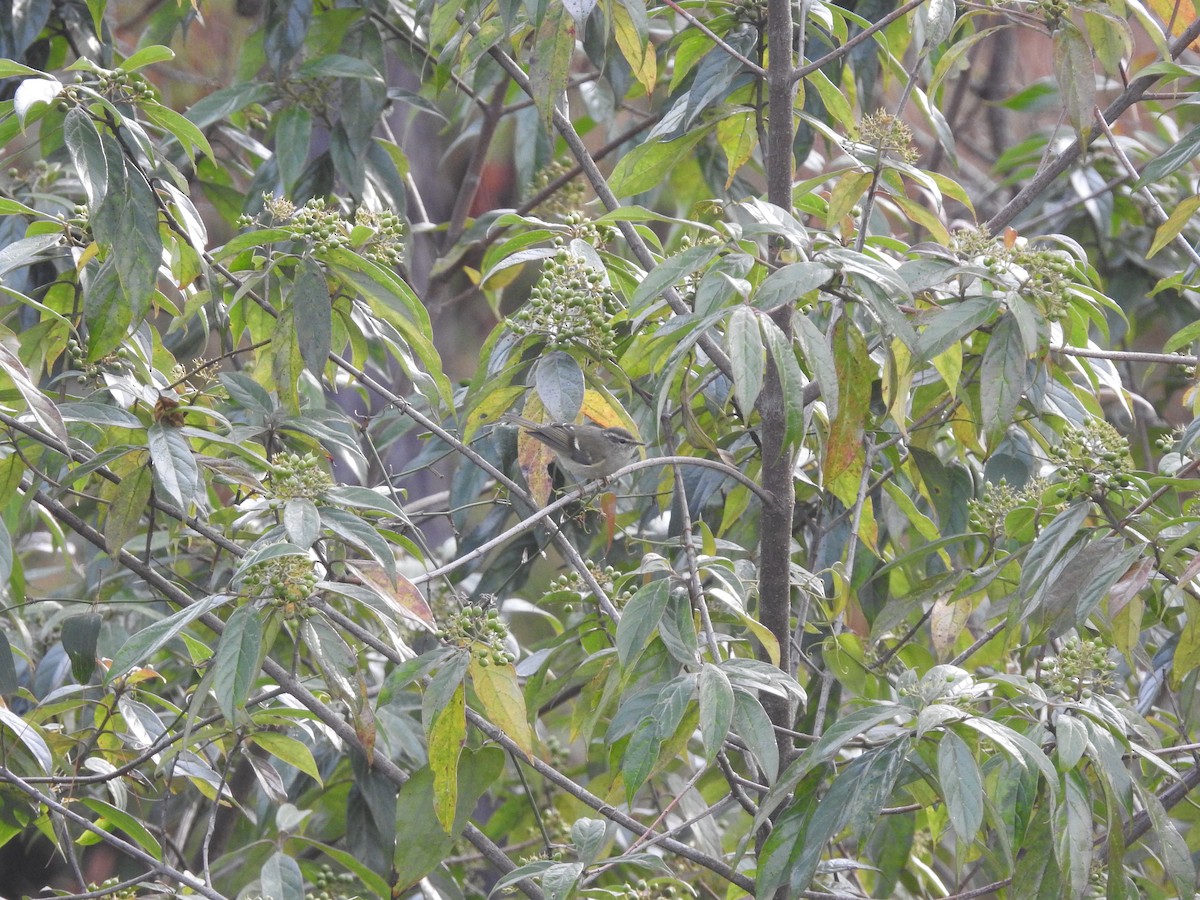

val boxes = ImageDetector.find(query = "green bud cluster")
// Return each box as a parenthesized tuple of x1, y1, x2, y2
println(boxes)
(620, 879, 686, 900)
(280, 76, 336, 117)
(509, 242, 620, 355)
(91, 879, 139, 900)
(307, 864, 360, 900)
(1043, 637, 1117, 698)
(858, 110, 919, 165)
(528, 160, 587, 221)
(1048, 420, 1134, 500)
(242, 554, 319, 609)
(436, 603, 516, 667)
(353, 206, 407, 268)
(170, 359, 218, 390)
(559, 210, 617, 248)
(268, 451, 333, 500)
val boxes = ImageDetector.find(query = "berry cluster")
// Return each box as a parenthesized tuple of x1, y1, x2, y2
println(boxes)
(1048, 420, 1134, 500)
(528, 160, 587, 221)
(65, 338, 135, 381)
(968, 477, 1049, 540)
(241, 554, 320, 609)
(509, 242, 620, 355)
(732, 0, 768, 25)
(436, 603, 515, 667)
(1043, 637, 1117, 698)
(268, 451, 333, 500)
(953, 228, 1076, 320)
(547, 561, 636, 610)
(237, 197, 406, 266)
(307, 864, 361, 900)
(95, 69, 157, 104)
(290, 197, 351, 254)
(1038, 0, 1069, 27)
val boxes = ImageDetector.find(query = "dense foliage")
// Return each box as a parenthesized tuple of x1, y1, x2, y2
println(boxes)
(4, 0, 1200, 898)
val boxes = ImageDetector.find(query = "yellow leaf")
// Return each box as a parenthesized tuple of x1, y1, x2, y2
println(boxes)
(1148, 193, 1200, 259)
(716, 110, 758, 187)
(428, 682, 465, 833)
(612, 3, 656, 94)
(1146, 0, 1200, 46)
(469, 654, 534, 758)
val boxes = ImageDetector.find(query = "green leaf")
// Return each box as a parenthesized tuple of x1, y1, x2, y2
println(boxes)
(14, 76, 60, 125)
(274, 105, 313, 193)
(147, 423, 199, 512)
(727, 306, 765, 414)
(733, 691, 779, 782)
(760, 315, 809, 451)
(121, 45, 175, 71)
(616, 579, 671, 668)
(1053, 24, 1095, 142)
(609, 129, 710, 197)
(302, 613, 359, 705)
(530, 4, 575, 125)
(915, 296, 1000, 361)
(623, 717, 661, 802)
(62, 613, 101, 685)
(1135, 121, 1200, 189)
(213, 605, 264, 722)
(104, 463, 152, 556)
(1054, 714, 1087, 769)
(293, 258, 332, 377)
(1019, 502, 1091, 598)
(938, 729, 983, 844)
(629, 243, 721, 315)
(107, 593, 234, 680)
(0, 337, 68, 446)
(79, 798, 162, 860)
(142, 101, 214, 164)
(64, 107, 108, 207)
(260, 850, 304, 900)
(283, 498, 321, 548)
(319, 506, 396, 582)
(92, 149, 161, 327)
(698, 664, 734, 764)
(535, 350, 585, 422)
(752, 262, 834, 311)
(793, 312, 838, 420)
(0, 631, 17, 696)
(759, 703, 907, 825)
(0, 706, 52, 772)
(1059, 773, 1093, 898)
(979, 313, 1029, 444)
(248, 731, 322, 784)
